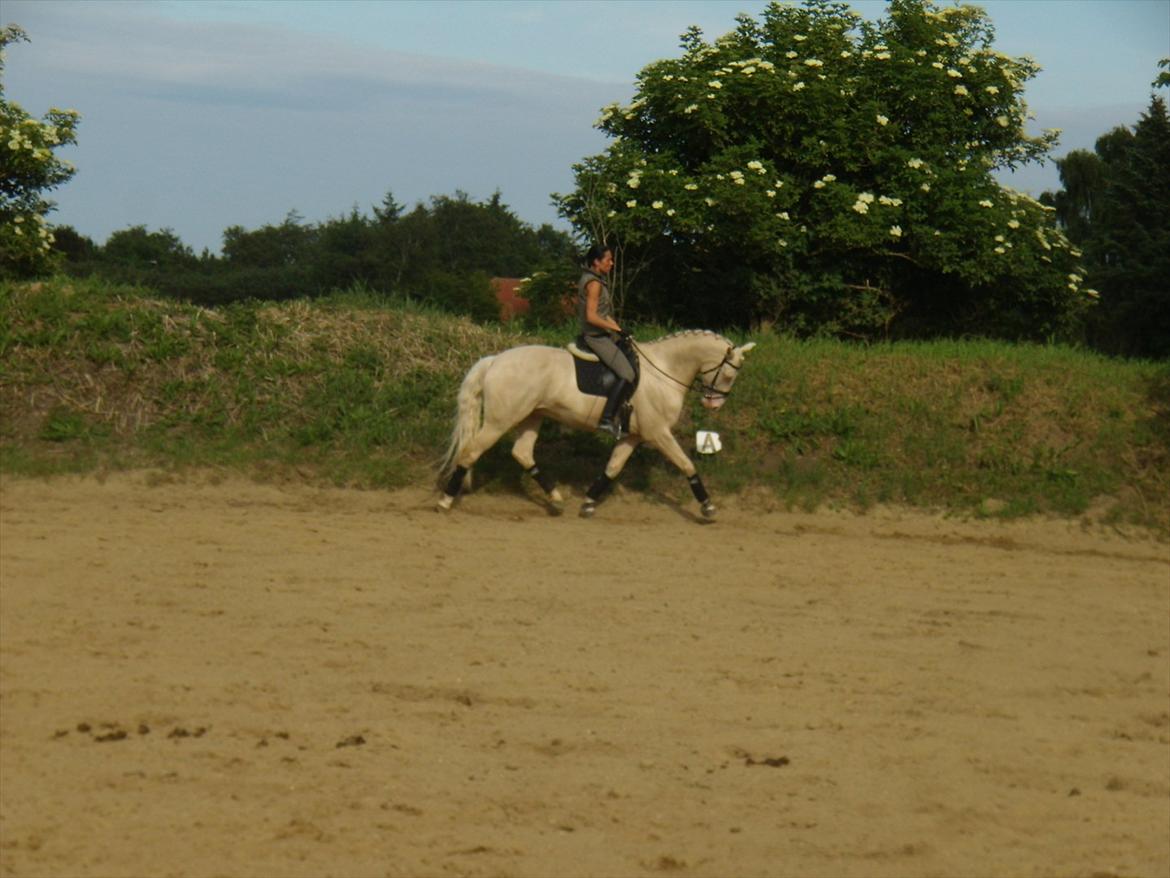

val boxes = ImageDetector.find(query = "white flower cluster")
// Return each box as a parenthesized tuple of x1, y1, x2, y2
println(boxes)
(726, 58, 775, 76)
(849, 190, 905, 217)
(7, 211, 56, 252)
(5, 119, 56, 161)
(595, 102, 620, 127)
(3, 109, 79, 259)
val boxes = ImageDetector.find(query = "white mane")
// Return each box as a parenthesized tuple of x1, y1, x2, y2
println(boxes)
(649, 329, 735, 348)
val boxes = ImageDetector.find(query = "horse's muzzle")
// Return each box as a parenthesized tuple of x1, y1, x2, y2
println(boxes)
(701, 396, 725, 410)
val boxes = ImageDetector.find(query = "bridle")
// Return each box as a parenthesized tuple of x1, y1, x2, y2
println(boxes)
(630, 340, 742, 401)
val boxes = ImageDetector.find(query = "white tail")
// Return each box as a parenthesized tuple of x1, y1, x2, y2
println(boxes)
(439, 355, 495, 481)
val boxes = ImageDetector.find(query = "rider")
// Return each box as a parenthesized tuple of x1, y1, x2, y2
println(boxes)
(578, 244, 635, 439)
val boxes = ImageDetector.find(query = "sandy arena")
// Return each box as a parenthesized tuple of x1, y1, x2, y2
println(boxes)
(1, 472, 1167, 878)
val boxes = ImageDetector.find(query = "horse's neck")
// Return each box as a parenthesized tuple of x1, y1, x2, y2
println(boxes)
(648, 333, 724, 380)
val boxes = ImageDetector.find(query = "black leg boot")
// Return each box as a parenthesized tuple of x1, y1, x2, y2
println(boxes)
(598, 379, 629, 439)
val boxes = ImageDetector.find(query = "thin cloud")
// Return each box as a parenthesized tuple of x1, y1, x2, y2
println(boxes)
(4, 0, 623, 250)
(11, 1, 611, 112)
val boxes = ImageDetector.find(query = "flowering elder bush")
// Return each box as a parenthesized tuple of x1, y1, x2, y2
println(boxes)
(1, 25, 80, 278)
(554, 0, 1092, 339)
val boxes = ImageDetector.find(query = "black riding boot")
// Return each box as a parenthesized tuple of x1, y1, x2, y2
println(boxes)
(598, 379, 629, 439)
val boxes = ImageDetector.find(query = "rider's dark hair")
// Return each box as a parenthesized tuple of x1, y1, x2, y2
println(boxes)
(582, 243, 612, 267)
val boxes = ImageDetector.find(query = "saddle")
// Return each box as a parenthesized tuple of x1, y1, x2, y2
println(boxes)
(568, 336, 640, 439)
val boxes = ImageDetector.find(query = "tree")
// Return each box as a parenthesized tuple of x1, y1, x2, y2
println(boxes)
(222, 211, 316, 269)
(1155, 58, 1170, 91)
(1, 25, 80, 278)
(554, 0, 1091, 340)
(1084, 95, 1170, 357)
(1042, 150, 1105, 246)
(49, 225, 98, 263)
(103, 225, 196, 268)
(313, 207, 376, 290)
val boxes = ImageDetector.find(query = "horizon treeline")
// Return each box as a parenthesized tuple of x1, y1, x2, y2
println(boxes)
(49, 190, 579, 322)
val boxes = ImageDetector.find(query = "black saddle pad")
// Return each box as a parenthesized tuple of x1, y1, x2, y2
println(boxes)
(573, 337, 640, 398)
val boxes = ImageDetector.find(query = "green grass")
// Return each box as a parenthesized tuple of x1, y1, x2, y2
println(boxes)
(2, 277, 1167, 533)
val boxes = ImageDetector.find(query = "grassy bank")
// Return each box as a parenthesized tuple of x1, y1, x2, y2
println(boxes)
(2, 277, 1167, 533)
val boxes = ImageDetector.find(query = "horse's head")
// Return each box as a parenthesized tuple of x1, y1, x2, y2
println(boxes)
(699, 341, 756, 409)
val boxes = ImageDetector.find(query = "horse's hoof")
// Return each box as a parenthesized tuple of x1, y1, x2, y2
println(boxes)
(436, 494, 455, 512)
(579, 501, 596, 519)
(701, 501, 717, 520)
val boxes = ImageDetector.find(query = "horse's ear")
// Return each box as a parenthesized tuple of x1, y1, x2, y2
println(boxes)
(737, 341, 757, 356)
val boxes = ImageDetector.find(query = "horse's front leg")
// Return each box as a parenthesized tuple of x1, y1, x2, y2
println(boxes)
(648, 430, 717, 520)
(580, 436, 641, 518)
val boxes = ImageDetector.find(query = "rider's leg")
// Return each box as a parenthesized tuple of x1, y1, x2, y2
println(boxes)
(583, 335, 636, 437)
(598, 379, 629, 438)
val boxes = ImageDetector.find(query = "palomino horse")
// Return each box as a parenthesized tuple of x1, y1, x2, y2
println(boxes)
(437, 330, 756, 518)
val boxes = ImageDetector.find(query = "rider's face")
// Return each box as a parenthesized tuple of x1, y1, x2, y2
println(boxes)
(593, 251, 614, 274)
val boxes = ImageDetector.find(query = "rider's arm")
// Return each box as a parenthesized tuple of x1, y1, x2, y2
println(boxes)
(585, 280, 622, 334)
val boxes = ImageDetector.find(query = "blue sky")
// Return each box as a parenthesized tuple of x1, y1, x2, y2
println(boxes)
(5, 0, 1168, 254)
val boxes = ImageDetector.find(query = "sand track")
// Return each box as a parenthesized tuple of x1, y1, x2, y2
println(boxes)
(1, 473, 1167, 878)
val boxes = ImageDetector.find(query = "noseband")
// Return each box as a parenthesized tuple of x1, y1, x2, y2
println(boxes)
(696, 348, 742, 401)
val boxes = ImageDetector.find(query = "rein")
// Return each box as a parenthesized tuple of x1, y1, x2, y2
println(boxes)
(630, 339, 741, 400)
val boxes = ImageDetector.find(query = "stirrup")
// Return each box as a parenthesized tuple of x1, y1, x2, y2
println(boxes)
(597, 418, 624, 440)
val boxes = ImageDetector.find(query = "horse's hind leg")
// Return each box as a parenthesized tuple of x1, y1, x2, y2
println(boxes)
(438, 418, 513, 510)
(511, 414, 564, 509)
